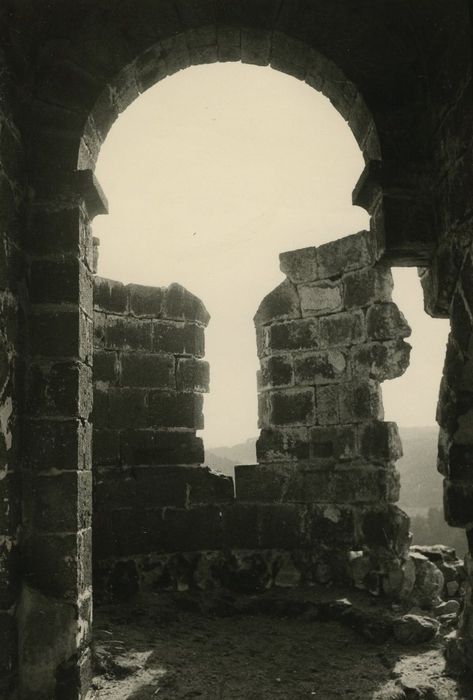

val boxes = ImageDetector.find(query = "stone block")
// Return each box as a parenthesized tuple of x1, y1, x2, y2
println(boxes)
(162, 283, 210, 325)
(32, 471, 92, 533)
(163, 505, 225, 551)
(294, 349, 348, 385)
(128, 283, 164, 316)
(444, 480, 473, 527)
(298, 280, 343, 317)
(0, 472, 19, 536)
(92, 428, 120, 467)
(121, 352, 175, 388)
(270, 32, 308, 80)
(356, 505, 410, 553)
(309, 425, 358, 462)
(240, 27, 271, 66)
(351, 339, 411, 381)
(259, 355, 293, 389)
(103, 317, 154, 352)
(147, 391, 204, 429)
(280, 246, 318, 284)
(24, 419, 91, 472)
(258, 504, 304, 549)
(446, 443, 473, 481)
(30, 257, 92, 308)
(366, 303, 411, 340)
(94, 350, 118, 383)
(153, 320, 205, 357)
(267, 318, 320, 352)
(22, 532, 88, 599)
(235, 463, 287, 502)
(342, 265, 393, 309)
(176, 357, 209, 392)
(254, 278, 301, 325)
(0, 612, 16, 678)
(94, 469, 137, 509)
(450, 291, 472, 355)
(316, 384, 339, 425)
(309, 504, 356, 546)
(316, 230, 377, 279)
(223, 503, 260, 549)
(256, 427, 310, 463)
(359, 421, 403, 462)
(217, 25, 241, 62)
(339, 380, 384, 423)
(120, 429, 204, 465)
(92, 384, 109, 428)
(292, 467, 399, 504)
(93, 276, 127, 313)
(266, 388, 315, 426)
(27, 361, 92, 419)
(30, 307, 88, 360)
(0, 540, 19, 610)
(319, 310, 365, 347)
(107, 387, 148, 428)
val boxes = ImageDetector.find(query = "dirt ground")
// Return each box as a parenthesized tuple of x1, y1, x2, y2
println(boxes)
(91, 588, 473, 700)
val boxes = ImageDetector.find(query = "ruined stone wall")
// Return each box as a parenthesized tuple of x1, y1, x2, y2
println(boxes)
(241, 231, 413, 594)
(0, 47, 27, 699)
(92, 277, 234, 597)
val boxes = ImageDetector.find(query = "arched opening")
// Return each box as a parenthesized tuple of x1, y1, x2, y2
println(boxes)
(18, 8, 470, 694)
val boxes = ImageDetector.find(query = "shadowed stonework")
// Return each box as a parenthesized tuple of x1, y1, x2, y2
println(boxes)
(0, 1, 472, 696)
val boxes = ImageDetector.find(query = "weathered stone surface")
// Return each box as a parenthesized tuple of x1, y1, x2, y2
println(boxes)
(163, 282, 210, 325)
(316, 230, 377, 279)
(254, 279, 301, 325)
(256, 427, 310, 463)
(316, 384, 339, 425)
(366, 303, 411, 340)
(392, 614, 439, 644)
(294, 349, 348, 385)
(264, 388, 316, 427)
(409, 551, 444, 607)
(359, 421, 403, 462)
(339, 380, 384, 423)
(121, 352, 175, 388)
(298, 280, 343, 317)
(128, 283, 164, 316)
(342, 266, 393, 309)
(319, 310, 366, 347)
(176, 357, 210, 392)
(94, 276, 127, 313)
(259, 355, 293, 389)
(351, 340, 411, 380)
(266, 318, 320, 353)
(279, 246, 318, 284)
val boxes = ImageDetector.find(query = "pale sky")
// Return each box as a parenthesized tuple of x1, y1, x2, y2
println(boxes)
(94, 63, 449, 448)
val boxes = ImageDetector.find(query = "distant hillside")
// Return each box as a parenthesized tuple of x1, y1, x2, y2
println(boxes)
(396, 426, 442, 511)
(205, 438, 257, 477)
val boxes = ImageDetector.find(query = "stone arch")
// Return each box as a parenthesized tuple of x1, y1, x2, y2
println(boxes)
(18, 2, 463, 697)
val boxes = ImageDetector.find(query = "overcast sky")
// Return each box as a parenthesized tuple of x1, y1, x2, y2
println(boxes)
(94, 63, 449, 448)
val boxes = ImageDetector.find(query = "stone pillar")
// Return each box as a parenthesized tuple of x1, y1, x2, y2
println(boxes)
(92, 278, 233, 596)
(435, 268, 473, 670)
(237, 231, 412, 592)
(20, 171, 107, 699)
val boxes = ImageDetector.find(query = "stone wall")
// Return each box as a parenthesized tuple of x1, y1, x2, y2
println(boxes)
(0, 46, 27, 699)
(242, 230, 413, 594)
(92, 277, 234, 597)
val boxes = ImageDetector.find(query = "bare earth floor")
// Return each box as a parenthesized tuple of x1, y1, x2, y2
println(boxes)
(91, 589, 473, 700)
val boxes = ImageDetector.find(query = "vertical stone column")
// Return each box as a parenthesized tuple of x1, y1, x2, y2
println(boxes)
(20, 171, 107, 698)
(436, 268, 473, 669)
(92, 278, 233, 595)
(237, 231, 412, 591)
